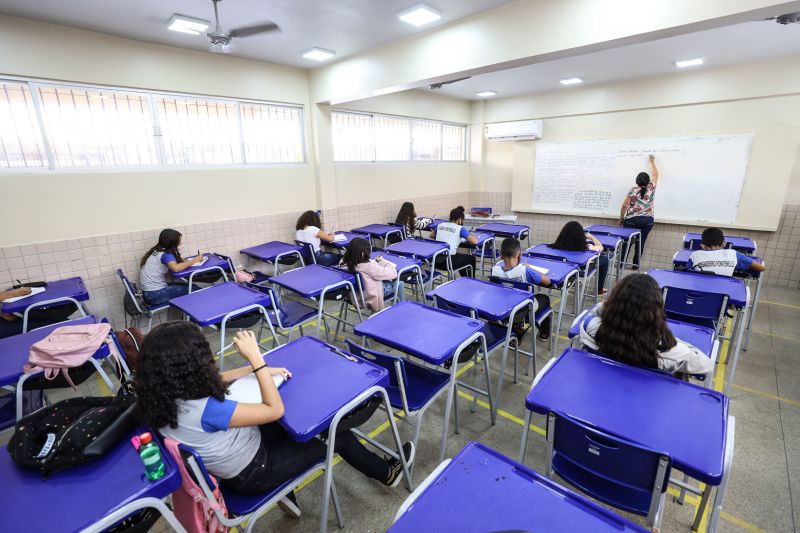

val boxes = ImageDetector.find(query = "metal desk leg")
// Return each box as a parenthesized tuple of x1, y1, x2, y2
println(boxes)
(723, 302, 749, 396)
(743, 275, 762, 351)
(701, 416, 735, 533)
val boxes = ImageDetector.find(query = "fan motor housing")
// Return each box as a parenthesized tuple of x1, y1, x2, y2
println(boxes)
(207, 32, 232, 45)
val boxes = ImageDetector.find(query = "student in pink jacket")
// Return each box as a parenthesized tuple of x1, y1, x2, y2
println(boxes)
(341, 238, 404, 311)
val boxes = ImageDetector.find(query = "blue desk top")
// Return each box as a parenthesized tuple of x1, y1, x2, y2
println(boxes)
(328, 231, 366, 250)
(370, 251, 422, 272)
(477, 222, 529, 236)
(672, 249, 763, 279)
(2, 277, 89, 314)
(464, 231, 494, 248)
(354, 301, 484, 365)
(1, 432, 180, 531)
(428, 277, 532, 322)
(584, 224, 641, 239)
(648, 268, 747, 308)
(262, 336, 388, 442)
(240, 241, 302, 263)
(385, 239, 449, 261)
(526, 244, 598, 268)
(171, 254, 230, 280)
(591, 234, 622, 251)
(527, 348, 728, 484)
(426, 218, 447, 231)
(352, 224, 403, 238)
(0, 315, 101, 387)
(269, 264, 356, 298)
(518, 255, 579, 287)
(683, 232, 756, 254)
(388, 441, 648, 533)
(169, 282, 270, 327)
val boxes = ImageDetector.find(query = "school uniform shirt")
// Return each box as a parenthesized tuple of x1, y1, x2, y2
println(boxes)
(140, 251, 177, 292)
(435, 222, 470, 254)
(578, 304, 713, 377)
(491, 261, 544, 286)
(624, 182, 656, 219)
(296, 226, 322, 252)
(354, 258, 398, 311)
(687, 249, 753, 277)
(160, 397, 260, 480)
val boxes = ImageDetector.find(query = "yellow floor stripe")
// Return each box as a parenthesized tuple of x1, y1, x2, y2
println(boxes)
(751, 329, 800, 344)
(758, 300, 800, 310)
(732, 384, 800, 407)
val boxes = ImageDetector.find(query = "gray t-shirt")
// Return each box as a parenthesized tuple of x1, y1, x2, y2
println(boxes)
(139, 251, 176, 292)
(160, 397, 260, 479)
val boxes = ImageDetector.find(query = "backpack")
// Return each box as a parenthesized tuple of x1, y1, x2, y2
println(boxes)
(25, 323, 121, 387)
(115, 327, 145, 374)
(8, 392, 136, 477)
(164, 439, 230, 533)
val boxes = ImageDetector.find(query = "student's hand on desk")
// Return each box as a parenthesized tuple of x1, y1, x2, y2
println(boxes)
(191, 254, 205, 264)
(269, 367, 292, 379)
(9, 287, 32, 298)
(233, 330, 263, 365)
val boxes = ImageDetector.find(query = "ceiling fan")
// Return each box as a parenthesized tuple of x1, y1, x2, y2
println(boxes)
(205, 0, 280, 53)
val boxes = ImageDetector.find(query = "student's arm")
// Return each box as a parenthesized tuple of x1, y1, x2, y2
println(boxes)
(164, 253, 203, 273)
(649, 154, 659, 187)
(619, 197, 631, 225)
(0, 287, 31, 302)
(539, 274, 551, 286)
(586, 233, 603, 252)
(461, 227, 478, 246)
(736, 252, 765, 273)
(228, 331, 288, 427)
(525, 266, 550, 287)
(368, 257, 399, 280)
(750, 261, 766, 273)
(220, 365, 254, 383)
(316, 228, 336, 243)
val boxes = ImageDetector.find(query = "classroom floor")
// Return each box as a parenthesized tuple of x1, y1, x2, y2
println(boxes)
(6, 275, 799, 533)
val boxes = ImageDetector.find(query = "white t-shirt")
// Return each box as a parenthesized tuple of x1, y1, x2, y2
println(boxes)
(435, 222, 470, 254)
(296, 226, 322, 252)
(688, 249, 750, 277)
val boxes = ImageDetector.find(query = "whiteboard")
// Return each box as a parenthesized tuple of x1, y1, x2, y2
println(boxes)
(531, 134, 754, 224)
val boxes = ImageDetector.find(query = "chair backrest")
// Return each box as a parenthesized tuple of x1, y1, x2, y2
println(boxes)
(294, 240, 317, 265)
(549, 412, 671, 519)
(488, 275, 534, 293)
(116, 269, 144, 315)
(345, 340, 408, 394)
(687, 238, 731, 251)
(431, 292, 477, 319)
(662, 286, 728, 330)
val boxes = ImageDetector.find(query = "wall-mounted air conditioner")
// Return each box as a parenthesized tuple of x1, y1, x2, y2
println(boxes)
(484, 120, 543, 141)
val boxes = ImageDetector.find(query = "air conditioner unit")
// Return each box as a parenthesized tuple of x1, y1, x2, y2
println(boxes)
(484, 120, 543, 141)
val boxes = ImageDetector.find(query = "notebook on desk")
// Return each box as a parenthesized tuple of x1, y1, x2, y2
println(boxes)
(226, 373, 285, 403)
(2, 286, 46, 303)
(333, 233, 348, 243)
(526, 264, 549, 275)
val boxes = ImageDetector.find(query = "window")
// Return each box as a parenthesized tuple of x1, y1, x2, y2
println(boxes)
(0, 81, 47, 168)
(332, 110, 466, 162)
(0, 77, 305, 171)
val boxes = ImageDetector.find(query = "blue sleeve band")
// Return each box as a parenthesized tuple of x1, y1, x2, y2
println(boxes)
(161, 253, 177, 265)
(201, 398, 237, 432)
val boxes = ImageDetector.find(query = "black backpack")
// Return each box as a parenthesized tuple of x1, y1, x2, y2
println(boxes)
(8, 392, 136, 477)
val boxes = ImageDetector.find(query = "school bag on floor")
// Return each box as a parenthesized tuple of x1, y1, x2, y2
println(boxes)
(164, 438, 230, 533)
(114, 327, 145, 374)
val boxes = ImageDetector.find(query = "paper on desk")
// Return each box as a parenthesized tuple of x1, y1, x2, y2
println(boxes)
(526, 264, 549, 275)
(195, 255, 209, 266)
(226, 373, 285, 403)
(333, 233, 347, 243)
(2, 287, 45, 303)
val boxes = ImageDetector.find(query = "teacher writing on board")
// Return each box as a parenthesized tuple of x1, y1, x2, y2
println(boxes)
(618, 154, 659, 269)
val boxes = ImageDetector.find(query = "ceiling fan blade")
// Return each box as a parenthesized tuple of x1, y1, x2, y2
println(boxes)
(229, 22, 279, 37)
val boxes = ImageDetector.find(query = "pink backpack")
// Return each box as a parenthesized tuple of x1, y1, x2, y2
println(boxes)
(164, 438, 230, 533)
(25, 323, 120, 387)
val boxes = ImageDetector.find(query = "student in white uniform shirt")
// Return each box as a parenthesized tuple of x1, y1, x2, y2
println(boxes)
(578, 274, 713, 378)
(430, 208, 478, 277)
(687, 227, 765, 277)
(295, 210, 340, 267)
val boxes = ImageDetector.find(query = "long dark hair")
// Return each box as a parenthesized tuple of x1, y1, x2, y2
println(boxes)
(594, 274, 677, 369)
(135, 321, 228, 429)
(550, 221, 588, 251)
(395, 202, 417, 235)
(296, 210, 322, 231)
(140, 228, 183, 267)
(342, 238, 371, 273)
(635, 172, 651, 199)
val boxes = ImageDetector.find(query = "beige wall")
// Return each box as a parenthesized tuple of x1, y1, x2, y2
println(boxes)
(337, 89, 470, 124)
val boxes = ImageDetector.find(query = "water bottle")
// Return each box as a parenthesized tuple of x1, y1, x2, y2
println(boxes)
(138, 432, 166, 481)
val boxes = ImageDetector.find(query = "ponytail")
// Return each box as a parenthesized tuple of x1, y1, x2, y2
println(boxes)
(635, 172, 651, 199)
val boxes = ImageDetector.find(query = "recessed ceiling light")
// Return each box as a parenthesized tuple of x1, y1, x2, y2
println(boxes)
(559, 77, 583, 86)
(397, 4, 442, 27)
(674, 57, 704, 68)
(302, 47, 336, 62)
(476, 90, 497, 98)
(166, 14, 210, 35)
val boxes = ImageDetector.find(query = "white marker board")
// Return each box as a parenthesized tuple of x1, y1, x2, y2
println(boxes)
(531, 134, 753, 224)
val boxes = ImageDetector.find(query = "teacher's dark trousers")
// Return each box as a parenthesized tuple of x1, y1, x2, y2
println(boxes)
(622, 216, 654, 267)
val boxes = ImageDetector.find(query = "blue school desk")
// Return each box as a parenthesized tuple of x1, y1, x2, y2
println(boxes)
(526, 244, 601, 309)
(2, 276, 90, 332)
(326, 231, 367, 251)
(585, 224, 643, 271)
(239, 336, 412, 532)
(0, 314, 124, 422)
(351, 224, 404, 247)
(425, 218, 447, 232)
(683, 232, 756, 254)
(461, 231, 496, 275)
(591, 233, 623, 287)
(476, 222, 530, 248)
(240, 241, 304, 275)
(171, 253, 231, 287)
(521, 348, 734, 533)
(389, 441, 648, 533)
(353, 300, 492, 461)
(385, 239, 450, 291)
(369, 251, 423, 303)
(1, 431, 183, 533)
(268, 264, 362, 338)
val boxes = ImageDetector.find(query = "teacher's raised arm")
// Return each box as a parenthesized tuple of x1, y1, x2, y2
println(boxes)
(618, 155, 658, 270)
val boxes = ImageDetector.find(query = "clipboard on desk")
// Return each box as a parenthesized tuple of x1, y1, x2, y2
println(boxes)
(226, 373, 285, 403)
(526, 264, 549, 275)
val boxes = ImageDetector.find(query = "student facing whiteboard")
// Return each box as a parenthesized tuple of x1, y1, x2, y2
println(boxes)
(618, 155, 658, 269)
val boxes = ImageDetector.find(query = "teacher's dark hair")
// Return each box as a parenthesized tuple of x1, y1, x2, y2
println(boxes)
(140, 228, 183, 267)
(594, 274, 677, 370)
(135, 321, 228, 429)
(635, 172, 651, 198)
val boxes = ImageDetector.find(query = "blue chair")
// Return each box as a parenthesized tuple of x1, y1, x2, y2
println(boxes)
(116, 269, 170, 332)
(545, 412, 671, 530)
(294, 240, 318, 265)
(662, 286, 728, 334)
(245, 283, 317, 344)
(180, 443, 343, 533)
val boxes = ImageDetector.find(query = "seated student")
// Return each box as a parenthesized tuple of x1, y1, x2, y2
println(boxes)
(430, 208, 478, 277)
(579, 274, 713, 378)
(491, 237, 552, 340)
(139, 229, 203, 306)
(341, 238, 404, 311)
(392, 202, 430, 241)
(136, 323, 414, 517)
(688, 227, 766, 276)
(550, 221, 610, 295)
(295, 210, 340, 267)
(0, 287, 52, 339)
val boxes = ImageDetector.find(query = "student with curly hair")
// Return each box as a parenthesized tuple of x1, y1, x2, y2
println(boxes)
(136, 322, 415, 517)
(578, 274, 712, 377)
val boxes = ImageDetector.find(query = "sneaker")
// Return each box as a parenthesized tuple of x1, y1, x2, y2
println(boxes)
(598, 289, 608, 296)
(383, 442, 416, 488)
(537, 331, 550, 342)
(277, 491, 301, 519)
